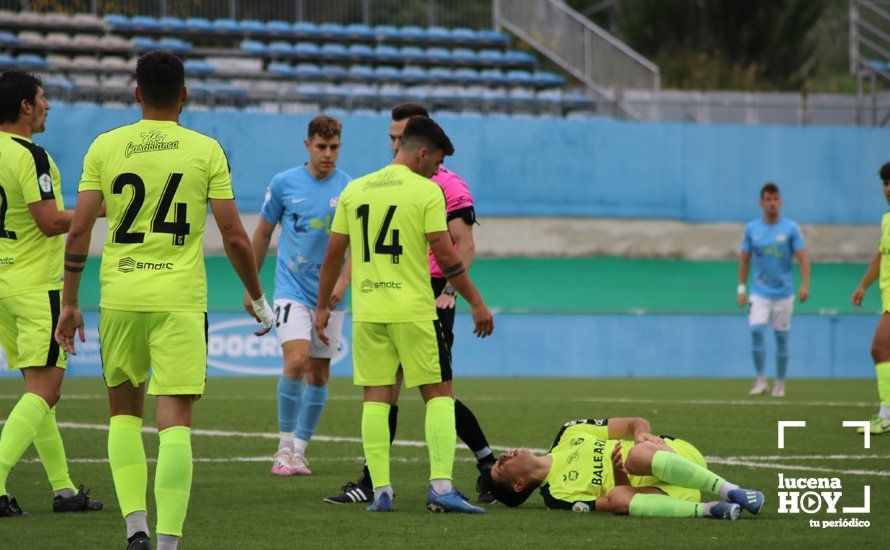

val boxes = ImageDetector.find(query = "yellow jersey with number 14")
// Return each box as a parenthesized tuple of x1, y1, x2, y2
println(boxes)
(0, 130, 64, 298)
(79, 119, 233, 312)
(879, 213, 890, 310)
(331, 163, 447, 323)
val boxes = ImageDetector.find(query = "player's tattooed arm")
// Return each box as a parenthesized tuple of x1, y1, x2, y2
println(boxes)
(606, 417, 656, 444)
(64, 253, 87, 273)
(442, 261, 465, 279)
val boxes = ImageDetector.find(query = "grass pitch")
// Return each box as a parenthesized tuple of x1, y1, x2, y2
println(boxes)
(0, 377, 885, 549)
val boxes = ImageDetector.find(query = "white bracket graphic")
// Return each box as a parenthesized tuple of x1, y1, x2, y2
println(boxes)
(777, 420, 806, 449)
(842, 486, 871, 514)
(842, 420, 871, 449)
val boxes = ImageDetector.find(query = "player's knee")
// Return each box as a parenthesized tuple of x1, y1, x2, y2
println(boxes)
(40, 386, 61, 408)
(607, 487, 633, 515)
(306, 365, 330, 386)
(283, 353, 310, 379)
(624, 445, 653, 475)
(871, 341, 890, 363)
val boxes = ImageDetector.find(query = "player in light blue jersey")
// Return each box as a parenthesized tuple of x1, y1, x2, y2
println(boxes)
(245, 115, 351, 475)
(737, 183, 811, 397)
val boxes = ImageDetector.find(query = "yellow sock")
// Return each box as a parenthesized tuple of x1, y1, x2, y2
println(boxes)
(155, 426, 192, 537)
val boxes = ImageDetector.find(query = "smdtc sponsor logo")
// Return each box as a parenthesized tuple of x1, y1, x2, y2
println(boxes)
(118, 257, 174, 273)
(360, 279, 402, 293)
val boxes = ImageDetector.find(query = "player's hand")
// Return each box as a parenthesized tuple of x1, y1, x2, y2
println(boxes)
(329, 277, 348, 309)
(736, 292, 748, 308)
(634, 432, 666, 446)
(251, 294, 275, 336)
(470, 302, 494, 338)
(851, 285, 867, 307)
(435, 292, 456, 310)
(54, 304, 85, 356)
(797, 285, 809, 303)
(315, 308, 331, 345)
(611, 442, 630, 486)
(243, 289, 257, 320)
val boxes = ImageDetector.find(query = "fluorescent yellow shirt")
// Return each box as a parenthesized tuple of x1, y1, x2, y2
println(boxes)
(0, 130, 64, 298)
(79, 119, 233, 312)
(880, 212, 890, 297)
(331, 164, 447, 323)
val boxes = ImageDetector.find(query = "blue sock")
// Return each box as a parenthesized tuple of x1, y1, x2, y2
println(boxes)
(296, 383, 328, 442)
(277, 376, 303, 434)
(775, 330, 789, 381)
(751, 325, 766, 376)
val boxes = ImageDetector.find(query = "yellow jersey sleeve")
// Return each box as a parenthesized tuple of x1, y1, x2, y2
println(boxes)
(423, 186, 447, 234)
(207, 141, 234, 200)
(79, 137, 103, 192)
(331, 184, 350, 235)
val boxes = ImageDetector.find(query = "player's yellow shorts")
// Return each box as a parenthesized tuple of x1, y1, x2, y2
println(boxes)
(352, 320, 451, 388)
(99, 309, 207, 396)
(0, 289, 67, 370)
(882, 290, 890, 313)
(630, 437, 707, 502)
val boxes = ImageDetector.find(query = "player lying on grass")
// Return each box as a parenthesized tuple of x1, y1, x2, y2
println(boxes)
(483, 417, 764, 520)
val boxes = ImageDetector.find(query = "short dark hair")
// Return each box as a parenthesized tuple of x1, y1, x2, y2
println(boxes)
(136, 51, 185, 108)
(879, 162, 890, 182)
(391, 103, 429, 121)
(760, 182, 780, 198)
(0, 70, 42, 124)
(399, 116, 454, 156)
(308, 115, 342, 139)
(481, 468, 536, 508)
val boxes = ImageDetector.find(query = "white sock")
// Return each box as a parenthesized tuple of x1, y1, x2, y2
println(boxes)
(373, 485, 393, 500)
(474, 447, 493, 460)
(880, 406, 890, 420)
(125, 511, 149, 539)
(278, 433, 295, 452)
(701, 501, 719, 517)
(293, 437, 308, 456)
(718, 481, 740, 500)
(431, 479, 453, 495)
(157, 534, 179, 550)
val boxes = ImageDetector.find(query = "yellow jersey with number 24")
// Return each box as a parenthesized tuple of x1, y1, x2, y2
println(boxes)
(79, 119, 233, 312)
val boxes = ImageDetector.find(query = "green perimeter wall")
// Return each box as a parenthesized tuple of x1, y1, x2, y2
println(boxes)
(76, 257, 879, 314)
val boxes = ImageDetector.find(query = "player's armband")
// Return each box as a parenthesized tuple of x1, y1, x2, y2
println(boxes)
(549, 418, 609, 450)
(541, 485, 595, 512)
(447, 206, 476, 225)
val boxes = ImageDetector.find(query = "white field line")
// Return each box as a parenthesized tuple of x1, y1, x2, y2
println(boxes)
(0, 394, 879, 408)
(5, 420, 888, 477)
(21, 456, 474, 465)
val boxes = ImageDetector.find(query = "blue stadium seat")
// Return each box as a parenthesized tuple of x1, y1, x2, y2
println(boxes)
(294, 42, 319, 57)
(375, 25, 400, 41)
(454, 67, 483, 85)
(104, 14, 131, 29)
(400, 46, 425, 63)
(0, 53, 16, 68)
(240, 40, 268, 55)
(158, 37, 192, 53)
(321, 43, 350, 61)
(425, 47, 451, 64)
(346, 23, 374, 41)
(533, 71, 565, 87)
(239, 19, 267, 35)
(0, 31, 20, 46)
(451, 28, 476, 44)
(41, 74, 73, 90)
(478, 49, 505, 64)
(268, 62, 296, 76)
(131, 36, 160, 50)
(296, 83, 324, 100)
(400, 26, 427, 42)
(270, 41, 296, 55)
(320, 65, 348, 80)
(130, 16, 161, 31)
(325, 84, 350, 101)
(401, 66, 430, 83)
(266, 20, 292, 35)
(428, 67, 457, 83)
(480, 68, 509, 85)
(212, 19, 241, 33)
(562, 89, 593, 108)
(349, 65, 377, 82)
(451, 48, 478, 63)
(427, 27, 453, 44)
(375, 66, 403, 83)
(508, 87, 537, 107)
(348, 44, 374, 61)
(318, 23, 349, 39)
(292, 21, 320, 38)
(17, 54, 49, 69)
(429, 85, 461, 104)
(184, 59, 215, 74)
(185, 18, 214, 32)
(349, 84, 377, 101)
(504, 50, 535, 66)
(158, 17, 188, 32)
(294, 63, 323, 79)
(477, 29, 509, 46)
(374, 45, 403, 63)
(506, 69, 533, 85)
(379, 84, 405, 101)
